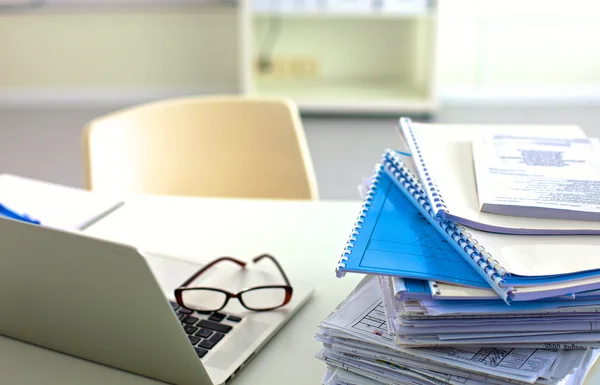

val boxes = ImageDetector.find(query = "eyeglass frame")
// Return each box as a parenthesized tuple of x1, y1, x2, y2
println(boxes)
(174, 254, 293, 313)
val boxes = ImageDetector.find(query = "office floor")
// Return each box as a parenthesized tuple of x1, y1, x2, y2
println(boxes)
(1, 105, 600, 200)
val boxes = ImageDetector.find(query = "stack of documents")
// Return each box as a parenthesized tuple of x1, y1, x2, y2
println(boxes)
(385, 276, 600, 349)
(316, 276, 600, 385)
(315, 119, 600, 384)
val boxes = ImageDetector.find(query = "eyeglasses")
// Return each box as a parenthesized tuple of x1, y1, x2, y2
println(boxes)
(174, 254, 293, 313)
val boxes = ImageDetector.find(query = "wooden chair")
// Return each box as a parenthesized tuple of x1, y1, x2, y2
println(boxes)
(82, 96, 318, 200)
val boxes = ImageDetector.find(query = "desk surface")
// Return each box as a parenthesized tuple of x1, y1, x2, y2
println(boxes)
(2, 194, 599, 384)
(92, 196, 363, 385)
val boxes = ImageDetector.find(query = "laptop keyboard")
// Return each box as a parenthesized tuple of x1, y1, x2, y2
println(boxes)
(169, 301, 242, 359)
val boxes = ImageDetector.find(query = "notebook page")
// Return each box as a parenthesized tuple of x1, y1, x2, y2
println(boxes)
(405, 122, 600, 234)
(430, 281, 600, 300)
(433, 281, 497, 299)
(465, 226, 600, 277)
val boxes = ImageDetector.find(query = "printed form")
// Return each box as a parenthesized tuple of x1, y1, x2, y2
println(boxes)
(472, 135, 600, 220)
(317, 277, 560, 384)
(427, 347, 557, 375)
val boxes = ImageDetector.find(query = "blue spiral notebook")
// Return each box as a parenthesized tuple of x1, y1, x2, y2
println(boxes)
(335, 164, 487, 288)
(382, 149, 600, 303)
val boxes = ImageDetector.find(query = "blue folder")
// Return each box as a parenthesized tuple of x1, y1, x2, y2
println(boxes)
(335, 164, 487, 288)
(395, 278, 433, 301)
(0, 203, 40, 225)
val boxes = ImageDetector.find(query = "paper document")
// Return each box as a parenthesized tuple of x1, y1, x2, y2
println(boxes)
(0, 174, 123, 230)
(472, 135, 600, 221)
(316, 277, 562, 384)
(322, 350, 600, 385)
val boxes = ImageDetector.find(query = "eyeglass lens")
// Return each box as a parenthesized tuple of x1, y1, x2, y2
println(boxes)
(181, 287, 288, 312)
(240, 287, 288, 310)
(182, 289, 228, 312)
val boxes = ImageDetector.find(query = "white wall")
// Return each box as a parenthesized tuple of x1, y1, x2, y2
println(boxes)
(0, 7, 241, 106)
(437, 0, 600, 102)
(1, 0, 600, 105)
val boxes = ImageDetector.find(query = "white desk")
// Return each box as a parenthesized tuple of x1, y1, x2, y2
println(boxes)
(82, 195, 364, 385)
(1, 196, 363, 384)
(2, 194, 599, 384)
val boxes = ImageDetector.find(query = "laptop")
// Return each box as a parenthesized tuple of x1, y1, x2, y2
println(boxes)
(0, 217, 313, 385)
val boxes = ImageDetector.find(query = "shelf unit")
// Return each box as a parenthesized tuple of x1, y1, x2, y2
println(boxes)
(240, 2, 438, 115)
(0, 0, 437, 115)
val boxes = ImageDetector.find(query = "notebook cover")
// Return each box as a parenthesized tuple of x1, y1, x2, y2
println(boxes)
(336, 165, 487, 288)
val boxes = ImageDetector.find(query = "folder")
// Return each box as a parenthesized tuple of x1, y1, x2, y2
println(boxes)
(335, 164, 487, 288)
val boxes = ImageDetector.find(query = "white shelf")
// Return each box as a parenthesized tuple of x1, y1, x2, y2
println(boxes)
(243, 1, 438, 115)
(253, 78, 435, 113)
(252, 10, 435, 19)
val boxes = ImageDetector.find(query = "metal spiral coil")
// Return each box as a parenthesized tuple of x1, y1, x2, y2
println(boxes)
(383, 151, 509, 287)
(335, 164, 384, 278)
(398, 119, 449, 214)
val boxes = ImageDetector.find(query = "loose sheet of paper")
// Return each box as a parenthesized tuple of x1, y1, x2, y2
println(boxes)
(472, 135, 600, 218)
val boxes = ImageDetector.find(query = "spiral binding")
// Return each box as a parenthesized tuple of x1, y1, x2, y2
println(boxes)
(383, 150, 510, 290)
(335, 164, 384, 278)
(398, 117, 449, 216)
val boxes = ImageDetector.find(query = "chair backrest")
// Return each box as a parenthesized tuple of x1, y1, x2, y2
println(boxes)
(82, 96, 319, 200)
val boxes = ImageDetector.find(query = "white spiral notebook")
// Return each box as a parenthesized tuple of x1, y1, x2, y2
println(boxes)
(398, 117, 600, 235)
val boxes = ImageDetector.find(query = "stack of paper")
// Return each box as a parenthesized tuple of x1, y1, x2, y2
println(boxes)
(314, 118, 600, 384)
(316, 276, 600, 385)
(386, 278, 600, 348)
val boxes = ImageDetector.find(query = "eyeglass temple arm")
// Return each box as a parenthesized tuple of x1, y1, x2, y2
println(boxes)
(180, 257, 247, 287)
(252, 254, 292, 287)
